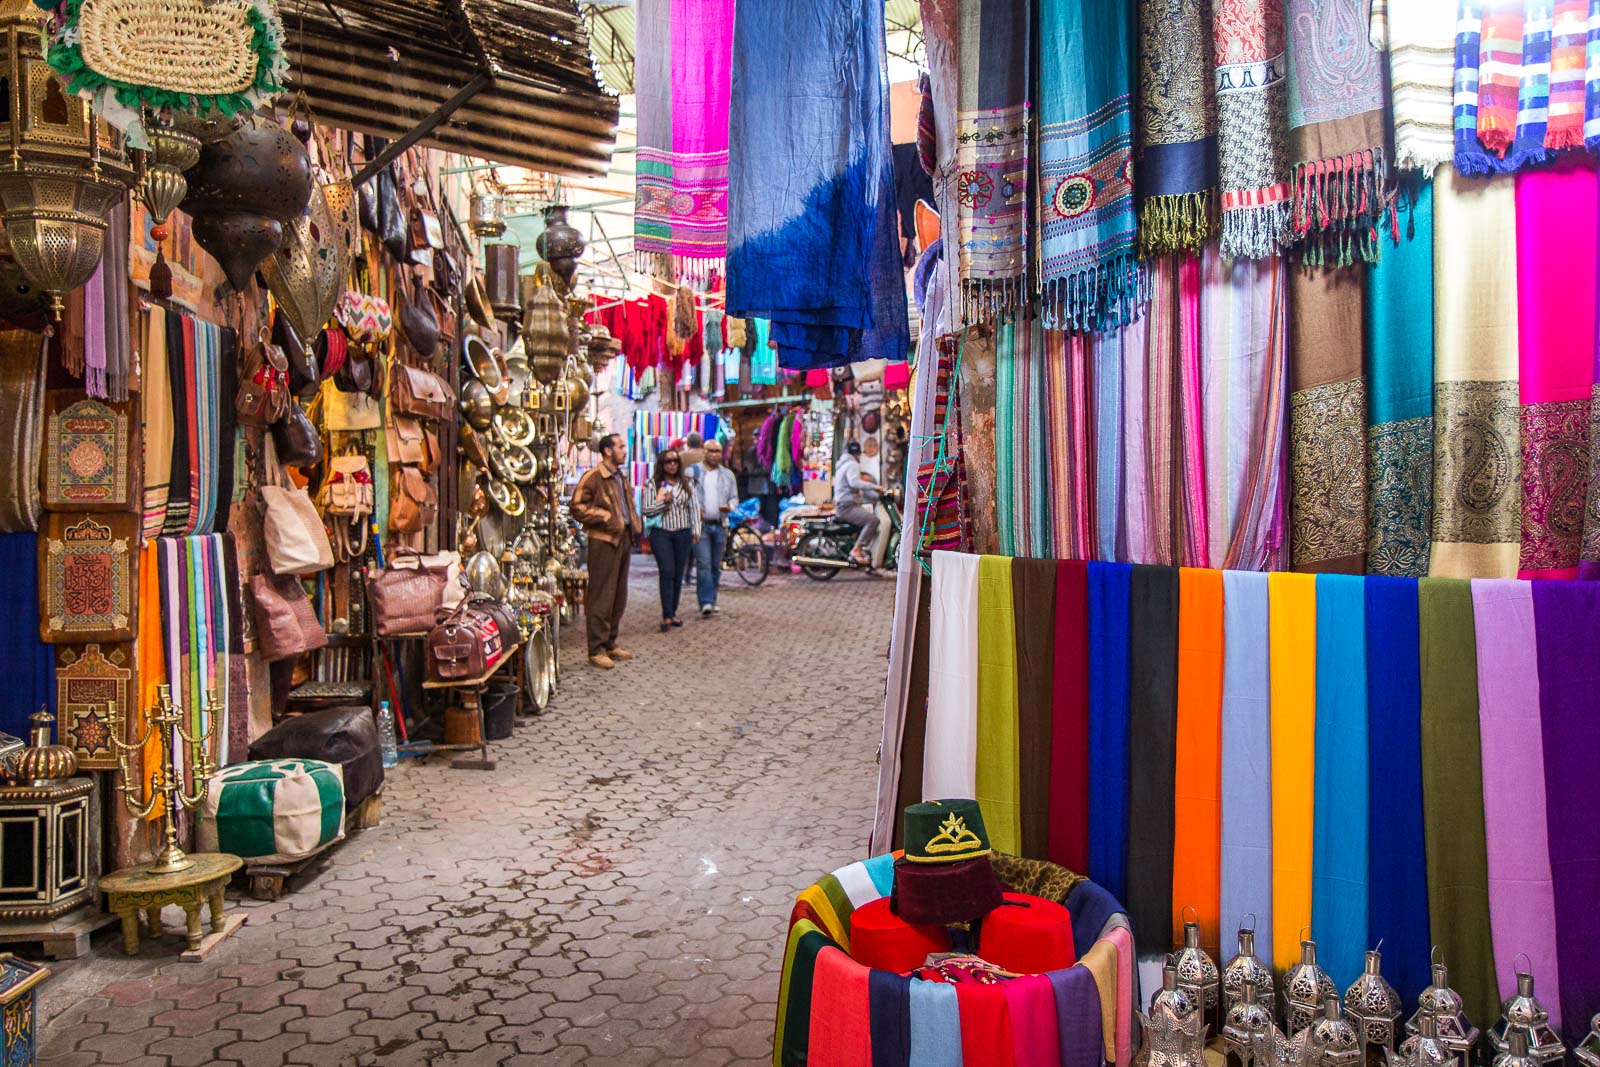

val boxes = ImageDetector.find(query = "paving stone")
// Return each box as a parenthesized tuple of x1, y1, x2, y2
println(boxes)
(38, 569, 892, 1066)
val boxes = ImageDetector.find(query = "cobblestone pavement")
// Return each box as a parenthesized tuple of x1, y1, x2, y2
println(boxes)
(39, 565, 895, 1066)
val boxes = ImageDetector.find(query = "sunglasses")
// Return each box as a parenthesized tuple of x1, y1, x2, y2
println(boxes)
(664, 458, 680, 465)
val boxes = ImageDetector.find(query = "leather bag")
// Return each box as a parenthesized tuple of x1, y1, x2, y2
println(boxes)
(276, 311, 319, 398)
(424, 598, 510, 683)
(377, 165, 408, 261)
(271, 401, 323, 469)
(399, 272, 439, 357)
(235, 327, 291, 427)
(320, 451, 372, 562)
(459, 594, 519, 645)
(389, 465, 436, 534)
(260, 437, 334, 575)
(249, 571, 329, 662)
(334, 292, 392, 345)
(323, 378, 382, 432)
(390, 364, 453, 422)
(387, 417, 439, 476)
(369, 548, 448, 637)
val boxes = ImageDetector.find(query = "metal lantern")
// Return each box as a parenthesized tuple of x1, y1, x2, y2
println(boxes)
(552, 370, 590, 413)
(469, 189, 505, 238)
(1286, 938, 1340, 1036)
(522, 276, 569, 386)
(1226, 922, 1277, 1023)
(0, 0, 136, 316)
(1152, 957, 1200, 1029)
(1175, 916, 1222, 1020)
(136, 115, 200, 223)
(534, 204, 584, 287)
(1346, 948, 1404, 1067)
(1309, 997, 1362, 1067)
(1490, 971, 1564, 1065)
(1393, 1011, 1458, 1067)
(484, 243, 522, 322)
(1226, 979, 1281, 1067)
(1492, 1030, 1541, 1067)
(1574, 1013, 1600, 1067)
(1406, 958, 1481, 1059)
(1136, 1009, 1209, 1067)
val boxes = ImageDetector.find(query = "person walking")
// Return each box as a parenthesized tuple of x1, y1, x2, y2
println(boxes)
(693, 439, 739, 617)
(832, 441, 881, 567)
(641, 449, 701, 631)
(570, 433, 642, 669)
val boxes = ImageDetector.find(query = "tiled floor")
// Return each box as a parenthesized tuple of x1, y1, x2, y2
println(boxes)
(38, 565, 896, 1066)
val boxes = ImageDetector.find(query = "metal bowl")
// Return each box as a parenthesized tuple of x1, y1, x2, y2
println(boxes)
(489, 440, 537, 484)
(459, 379, 494, 431)
(484, 475, 525, 517)
(494, 405, 535, 447)
(464, 334, 502, 388)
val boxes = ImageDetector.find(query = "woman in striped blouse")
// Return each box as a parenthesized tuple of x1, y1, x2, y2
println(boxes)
(641, 449, 702, 631)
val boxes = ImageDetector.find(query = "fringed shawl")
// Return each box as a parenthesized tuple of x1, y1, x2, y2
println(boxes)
(1212, 0, 1294, 257)
(1136, 0, 1219, 256)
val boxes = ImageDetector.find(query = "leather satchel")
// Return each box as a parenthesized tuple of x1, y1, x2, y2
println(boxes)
(271, 401, 323, 469)
(424, 598, 509, 683)
(249, 571, 329, 662)
(390, 364, 453, 422)
(387, 417, 439, 476)
(236, 327, 291, 427)
(323, 378, 382, 432)
(459, 594, 519, 645)
(369, 549, 447, 637)
(276, 312, 319, 399)
(399, 272, 439, 358)
(389, 465, 436, 534)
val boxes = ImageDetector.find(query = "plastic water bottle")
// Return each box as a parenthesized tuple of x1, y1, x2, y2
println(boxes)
(377, 701, 398, 769)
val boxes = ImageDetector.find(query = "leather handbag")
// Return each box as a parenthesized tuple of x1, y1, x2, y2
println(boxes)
(369, 548, 447, 637)
(276, 312, 319, 399)
(334, 291, 392, 345)
(433, 250, 460, 299)
(460, 594, 519, 645)
(260, 437, 335, 575)
(389, 465, 437, 534)
(390, 364, 453, 422)
(249, 571, 329, 662)
(377, 165, 408, 262)
(323, 378, 382, 432)
(271, 401, 324, 469)
(236, 327, 291, 427)
(424, 598, 510, 682)
(399, 272, 439, 357)
(320, 451, 372, 562)
(387, 416, 439, 475)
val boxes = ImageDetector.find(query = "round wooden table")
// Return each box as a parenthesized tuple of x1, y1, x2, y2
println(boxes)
(100, 853, 242, 954)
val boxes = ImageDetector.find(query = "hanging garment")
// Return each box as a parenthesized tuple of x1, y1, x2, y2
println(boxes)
(631, 0, 735, 275)
(1121, 300, 1156, 563)
(908, 978, 962, 1067)
(1514, 159, 1596, 579)
(1125, 564, 1179, 953)
(1386, 0, 1457, 169)
(102, 201, 132, 402)
(1050, 560, 1091, 872)
(1546, 0, 1587, 150)
(1289, 264, 1366, 574)
(955, 979, 1017, 1067)
(923, 551, 980, 800)
(1530, 581, 1600, 1045)
(1128, 258, 1183, 566)
(917, 337, 973, 557)
(1050, 965, 1104, 1067)
(1136, 0, 1219, 255)
(141, 309, 173, 538)
(0, 533, 54, 740)
(954, 0, 1032, 320)
(1172, 567, 1224, 952)
(869, 970, 912, 1067)
(776, 920, 829, 1066)
(1431, 168, 1521, 578)
(1175, 256, 1209, 568)
(1201, 251, 1289, 571)
(975, 555, 1020, 856)
(1220, 569, 1272, 965)
(1268, 571, 1316, 972)
(726, 2, 908, 368)
(1309, 574, 1367, 991)
(1037, 0, 1143, 331)
(1364, 576, 1432, 1006)
(1472, 579, 1561, 1030)
(1093, 327, 1127, 562)
(1454, 0, 1517, 174)
(1365, 179, 1435, 578)
(1004, 975, 1061, 1067)
(809, 947, 872, 1065)
(1012, 558, 1057, 859)
(1087, 561, 1132, 904)
(1043, 327, 1096, 559)
(1417, 578, 1500, 1031)
(1211, 0, 1293, 255)
(1477, 1, 1526, 158)
(1284, 0, 1389, 264)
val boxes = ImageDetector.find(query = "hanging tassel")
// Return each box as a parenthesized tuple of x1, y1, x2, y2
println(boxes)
(150, 225, 173, 302)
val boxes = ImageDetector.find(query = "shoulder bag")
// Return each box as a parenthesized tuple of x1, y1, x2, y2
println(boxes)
(271, 400, 324, 469)
(369, 548, 448, 637)
(390, 364, 453, 422)
(398, 270, 439, 358)
(389, 465, 437, 534)
(249, 572, 329, 662)
(259, 436, 335, 575)
(424, 597, 510, 683)
(236, 327, 291, 427)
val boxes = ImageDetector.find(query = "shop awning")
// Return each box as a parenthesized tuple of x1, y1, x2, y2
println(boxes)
(288, 0, 620, 176)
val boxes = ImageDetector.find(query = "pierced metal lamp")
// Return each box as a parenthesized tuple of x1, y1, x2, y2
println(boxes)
(1226, 980, 1282, 1067)
(1406, 956, 1481, 1060)
(1174, 910, 1221, 1021)
(1492, 1030, 1541, 1067)
(1308, 996, 1362, 1067)
(1346, 947, 1404, 1067)
(1391, 1013, 1456, 1067)
(1151, 956, 1200, 1029)
(1225, 918, 1277, 1024)
(1573, 1013, 1600, 1067)
(1489, 969, 1565, 1066)
(1286, 936, 1339, 1036)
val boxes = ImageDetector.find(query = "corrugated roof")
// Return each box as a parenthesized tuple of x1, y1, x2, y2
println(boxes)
(288, 0, 620, 176)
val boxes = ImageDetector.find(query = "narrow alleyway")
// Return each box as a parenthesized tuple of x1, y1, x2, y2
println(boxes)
(40, 568, 895, 1066)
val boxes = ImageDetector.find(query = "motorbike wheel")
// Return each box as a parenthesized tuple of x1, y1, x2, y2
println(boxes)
(729, 523, 769, 587)
(795, 532, 845, 581)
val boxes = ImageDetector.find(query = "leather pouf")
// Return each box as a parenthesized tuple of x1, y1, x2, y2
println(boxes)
(248, 705, 383, 810)
(977, 892, 1077, 975)
(849, 897, 952, 973)
(197, 759, 345, 865)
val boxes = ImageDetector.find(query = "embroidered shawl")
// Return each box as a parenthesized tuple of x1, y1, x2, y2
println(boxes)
(1137, 0, 1219, 256)
(1212, 0, 1293, 256)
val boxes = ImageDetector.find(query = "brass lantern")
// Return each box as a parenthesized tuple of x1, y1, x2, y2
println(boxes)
(1405, 958, 1480, 1060)
(469, 189, 505, 238)
(1490, 970, 1564, 1066)
(136, 113, 200, 223)
(0, 0, 136, 316)
(522, 275, 569, 386)
(1225, 921, 1277, 1023)
(1286, 938, 1340, 1036)
(1574, 1013, 1600, 1067)
(1308, 997, 1362, 1067)
(1225, 980, 1280, 1067)
(1346, 947, 1404, 1067)
(1175, 914, 1222, 1021)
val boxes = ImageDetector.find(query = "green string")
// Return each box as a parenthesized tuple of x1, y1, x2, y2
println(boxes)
(912, 329, 966, 577)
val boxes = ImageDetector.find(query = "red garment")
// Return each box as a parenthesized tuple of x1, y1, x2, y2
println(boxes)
(1003, 975, 1062, 1067)
(978, 893, 1077, 974)
(955, 979, 1017, 1067)
(809, 946, 872, 1066)
(1049, 560, 1091, 870)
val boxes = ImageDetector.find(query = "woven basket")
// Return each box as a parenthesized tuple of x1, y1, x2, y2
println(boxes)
(78, 0, 259, 98)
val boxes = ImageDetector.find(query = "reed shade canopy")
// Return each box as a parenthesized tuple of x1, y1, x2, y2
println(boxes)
(284, 0, 619, 176)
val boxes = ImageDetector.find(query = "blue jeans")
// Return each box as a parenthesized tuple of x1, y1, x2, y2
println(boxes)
(695, 522, 727, 608)
(649, 527, 693, 619)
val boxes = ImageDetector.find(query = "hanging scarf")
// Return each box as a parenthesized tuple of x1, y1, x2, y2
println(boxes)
(1177, 257, 1209, 568)
(1125, 564, 1179, 952)
(955, 980, 1017, 1067)
(1172, 567, 1223, 951)
(1201, 251, 1289, 570)
(726, 1, 908, 368)
(214, 327, 239, 532)
(161, 310, 190, 537)
(908, 979, 962, 1067)
(1386, 0, 1457, 170)
(1220, 570, 1272, 966)
(1512, 0, 1557, 167)
(1267, 571, 1315, 971)
(1454, 0, 1517, 174)
(810, 948, 872, 1064)
(1212, 0, 1293, 255)
(1530, 581, 1600, 1045)
(1037, 0, 1143, 331)
(1289, 263, 1366, 573)
(1049, 560, 1091, 872)
(1093, 327, 1127, 562)
(1011, 558, 1056, 859)
(917, 337, 973, 556)
(1050, 966, 1104, 1067)
(1588, 0, 1600, 148)
(1137, 0, 1219, 255)
(954, 0, 1031, 320)
(869, 970, 912, 1067)
(1128, 258, 1182, 564)
(1284, 0, 1389, 264)
(924, 551, 980, 800)
(975, 555, 1020, 856)
(1086, 561, 1132, 904)
(1039, 327, 1095, 559)
(83, 258, 106, 399)
(1548, 0, 1587, 149)
(1363, 577, 1431, 1006)
(1472, 579, 1562, 1032)
(1515, 160, 1595, 580)
(1365, 180, 1435, 578)
(1431, 168, 1521, 578)
(776, 921, 830, 1067)
(141, 308, 172, 538)
(0, 534, 54, 740)
(102, 201, 131, 402)
(1004, 975, 1060, 1065)
(1478, 0, 1525, 156)
(632, 0, 734, 277)
(1309, 574, 1367, 991)
(1120, 300, 1155, 563)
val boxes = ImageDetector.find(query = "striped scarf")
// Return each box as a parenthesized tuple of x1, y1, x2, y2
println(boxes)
(1212, 0, 1294, 257)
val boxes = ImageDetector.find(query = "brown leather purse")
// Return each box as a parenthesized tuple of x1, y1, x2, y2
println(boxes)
(249, 572, 329, 662)
(388, 417, 439, 476)
(389, 466, 437, 533)
(390, 363, 453, 421)
(236, 327, 291, 427)
(368, 548, 447, 637)
(424, 598, 510, 682)
(399, 271, 439, 357)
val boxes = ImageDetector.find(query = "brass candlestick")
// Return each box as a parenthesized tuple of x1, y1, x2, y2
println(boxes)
(106, 684, 219, 874)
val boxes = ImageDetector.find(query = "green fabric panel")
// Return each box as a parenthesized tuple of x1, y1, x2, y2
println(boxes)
(308, 764, 344, 847)
(976, 554, 1020, 855)
(817, 874, 853, 938)
(216, 777, 279, 859)
(781, 928, 830, 1067)
(1417, 578, 1500, 1028)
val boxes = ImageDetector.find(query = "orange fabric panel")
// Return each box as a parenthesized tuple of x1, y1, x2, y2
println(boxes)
(1172, 567, 1225, 950)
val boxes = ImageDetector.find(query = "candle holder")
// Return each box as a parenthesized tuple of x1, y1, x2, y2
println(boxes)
(105, 685, 219, 875)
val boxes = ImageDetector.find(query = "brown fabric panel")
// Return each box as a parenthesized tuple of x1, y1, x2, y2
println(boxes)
(1290, 263, 1366, 573)
(894, 570, 934, 851)
(1011, 557, 1057, 860)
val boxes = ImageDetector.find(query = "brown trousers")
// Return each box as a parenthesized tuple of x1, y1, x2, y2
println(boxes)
(585, 538, 631, 656)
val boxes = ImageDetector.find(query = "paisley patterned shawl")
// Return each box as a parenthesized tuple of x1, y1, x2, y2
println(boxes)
(1212, 0, 1294, 257)
(1136, 0, 1219, 256)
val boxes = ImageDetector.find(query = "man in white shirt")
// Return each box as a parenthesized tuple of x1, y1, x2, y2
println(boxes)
(833, 441, 880, 566)
(693, 439, 739, 616)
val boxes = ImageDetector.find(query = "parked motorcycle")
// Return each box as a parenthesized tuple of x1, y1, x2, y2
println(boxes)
(792, 494, 901, 580)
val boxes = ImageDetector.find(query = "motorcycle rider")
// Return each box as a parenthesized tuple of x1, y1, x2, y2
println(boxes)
(832, 441, 881, 567)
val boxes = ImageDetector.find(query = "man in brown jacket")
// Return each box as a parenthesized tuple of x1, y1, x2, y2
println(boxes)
(570, 433, 643, 668)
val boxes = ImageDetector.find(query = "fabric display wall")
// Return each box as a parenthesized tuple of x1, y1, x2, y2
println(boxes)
(902, 551, 1600, 1044)
(139, 308, 237, 539)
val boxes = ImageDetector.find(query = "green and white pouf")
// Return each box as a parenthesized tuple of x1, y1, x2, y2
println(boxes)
(197, 759, 346, 864)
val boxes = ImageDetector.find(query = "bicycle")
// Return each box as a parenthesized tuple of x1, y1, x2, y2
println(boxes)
(726, 518, 770, 587)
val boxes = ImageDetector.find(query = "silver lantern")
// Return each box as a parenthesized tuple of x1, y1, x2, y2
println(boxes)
(1136, 1008, 1209, 1067)
(1391, 1013, 1456, 1067)
(1574, 1013, 1600, 1067)
(1226, 921, 1277, 1024)
(1308, 996, 1362, 1067)
(1226, 977, 1281, 1067)
(1490, 971, 1565, 1066)
(1174, 916, 1222, 1020)
(1406, 958, 1480, 1060)
(1492, 1030, 1541, 1067)
(1286, 938, 1340, 1036)
(1151, 956, 1200, 1029)
(1346, 947, 1404, 1067)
